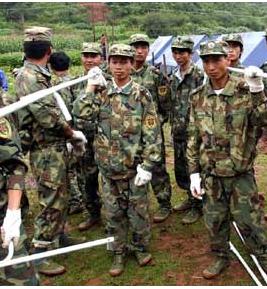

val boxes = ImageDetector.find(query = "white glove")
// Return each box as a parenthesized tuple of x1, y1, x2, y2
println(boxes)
(66, 142, 73, 154)
(134, 164, 152, 187)
(190, 173, 205, 200)
(244, 66, 264, 93)
(71, 130, 87, 144)
(87, 67, 107, 87)
(1, 209, 21, 248)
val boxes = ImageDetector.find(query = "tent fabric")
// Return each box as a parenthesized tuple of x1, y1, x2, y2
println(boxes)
(148, 31, 267, 70)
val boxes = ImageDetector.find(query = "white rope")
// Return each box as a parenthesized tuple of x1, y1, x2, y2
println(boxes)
(0, 237, 114, 268)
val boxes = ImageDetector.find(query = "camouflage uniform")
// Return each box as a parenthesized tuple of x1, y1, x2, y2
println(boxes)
(52, 74, 84, 214)
(170, 37, 205, 217)
(187, 40, 267, 263)
(0, 107, 38, 285)
(73, 44, 162, 255)
(222, 33, 244, 77)
(129, 34, 172, 216)
(72, 43, 103, 228)
(15, 28, 73, 249)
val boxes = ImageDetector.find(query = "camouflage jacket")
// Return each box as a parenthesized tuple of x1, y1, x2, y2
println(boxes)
(73, 79, 162, 179)
(15, 61, 71, 150)
(0, 108, 27, 215)
(131, 63, 170, 123)
(260, 62, 267, 95)
(187, 75, 267, 177)
(170, 62, 204, 140)
(229, 60, 245, 77)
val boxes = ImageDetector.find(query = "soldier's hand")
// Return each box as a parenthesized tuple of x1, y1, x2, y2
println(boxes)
(190, 173, 205, 200)
(72, 142, 86, 157)
(71, 130, 87, 144)
(134, 164, 152, 186)
(244, 66, 264, 93)
(1, 209, 21, 248)
(86, 67, 107, 91)
(71, 130, 87, 156)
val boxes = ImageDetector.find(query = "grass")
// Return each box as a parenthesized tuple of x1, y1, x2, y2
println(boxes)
(21, 124, 267, 286)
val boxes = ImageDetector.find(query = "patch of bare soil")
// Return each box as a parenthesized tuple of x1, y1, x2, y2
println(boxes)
(84, 278, 103, 286)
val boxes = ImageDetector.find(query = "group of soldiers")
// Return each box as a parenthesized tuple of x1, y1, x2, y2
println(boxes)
(1, 25, 267, 285)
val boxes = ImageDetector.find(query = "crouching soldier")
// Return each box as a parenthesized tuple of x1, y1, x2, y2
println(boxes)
(73, 44, 162, 277)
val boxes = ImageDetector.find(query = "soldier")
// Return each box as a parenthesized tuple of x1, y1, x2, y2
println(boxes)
(49, 51, 84, 215)
(222, 33, 244, 70)
(73, 44, 162, 277)
(129, 33, 172, 223)
(73, 43, 103, 231)
(170, 36, 205, 224)
(15, 26, 87, 276)
(187, 40, 267, 279)
(0, 105, 39, 285)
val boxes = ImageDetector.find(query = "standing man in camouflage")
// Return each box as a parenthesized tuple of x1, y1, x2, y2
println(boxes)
(49, 51, 84, 215)
(129, 34, 172, 223)
(73, 44, 162, 277)
(73, 43, 103, 231)
(170, 36, 205, 224)
(0, 105, 39, 285)
(15, 27, 87, 276)
(222, 33, 244, 71)
(187, 40, 267, 279)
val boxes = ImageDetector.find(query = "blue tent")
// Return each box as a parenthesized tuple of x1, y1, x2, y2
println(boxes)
(149, 31, 267, 70)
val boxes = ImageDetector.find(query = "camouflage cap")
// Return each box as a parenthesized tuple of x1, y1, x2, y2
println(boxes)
(109, 44, 135, 58)
(222, 33, 243, 47)
(199, 40, 229, 57)
(24, 26, 52, 42)
(81, 42, 102, 54)
(171, 36, 194, 51)
(129, 34, 150, 46)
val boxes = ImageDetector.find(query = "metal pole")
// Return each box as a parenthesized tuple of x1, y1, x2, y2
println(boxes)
(0, 237, 114, 268)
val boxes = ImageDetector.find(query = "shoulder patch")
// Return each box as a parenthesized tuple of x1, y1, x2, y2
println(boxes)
(0, 118, 12, 139)
(158, 85, 168, 96)
(144, 115, 157, 129)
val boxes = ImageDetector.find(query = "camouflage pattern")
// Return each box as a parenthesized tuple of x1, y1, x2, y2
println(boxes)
(15, 61, 71, 248)
(73, 79, 161, 253)
(222, 33, 243, 48)
(131, 63, 172, 209)
(72, 75, 101, 218)
(101, 174, 150, 253)
(202, 172, 267, 258)
(0, 110, 38, 285)
(24, 26, 52, 42)
(170, 62, 204, 206)
(52, 74, 84, 212)
(199, 40, 229, 57)
(171, 36, 194, 51)
(187, 74, 267, 258)
(129, 34, 150, 46)
(82, 42, 102, 54)
(109, 44, 135, 58)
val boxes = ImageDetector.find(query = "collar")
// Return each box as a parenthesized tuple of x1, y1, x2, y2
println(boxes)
(24, 60, 51, 78)
(174, 61, 194, 80)
(108, 78, 133, 95)
(132, 62, 148, 76)
(206, 75, 235, 98)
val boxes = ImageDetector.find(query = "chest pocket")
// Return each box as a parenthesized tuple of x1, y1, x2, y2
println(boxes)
(123, 113, 141, 135)
(230, 108, 247, 134)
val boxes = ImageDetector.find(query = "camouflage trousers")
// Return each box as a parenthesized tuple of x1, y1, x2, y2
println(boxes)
(67, 154, 84, 210)
(30, 144, 69, 248)
(77, 138, 101, 218)
(0, 224, 39, 285)
(101, 174, 151, 253)
(202, 170, 267, 258)
(174, 139, 202, 208)
(151, 127, 172, 209)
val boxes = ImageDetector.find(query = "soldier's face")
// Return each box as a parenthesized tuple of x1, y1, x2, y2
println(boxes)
(172, 49, 191, 67)
(109, 56, 133, 82)
(202, 55, 230, 80)
(227, 42, 242, 61)
(133, 43, 149, 62)
(81, 53, 102, 72)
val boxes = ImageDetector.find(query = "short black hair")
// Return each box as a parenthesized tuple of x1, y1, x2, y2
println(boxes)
(23, 41, 51, 60)
(49, 51, 71, 71)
